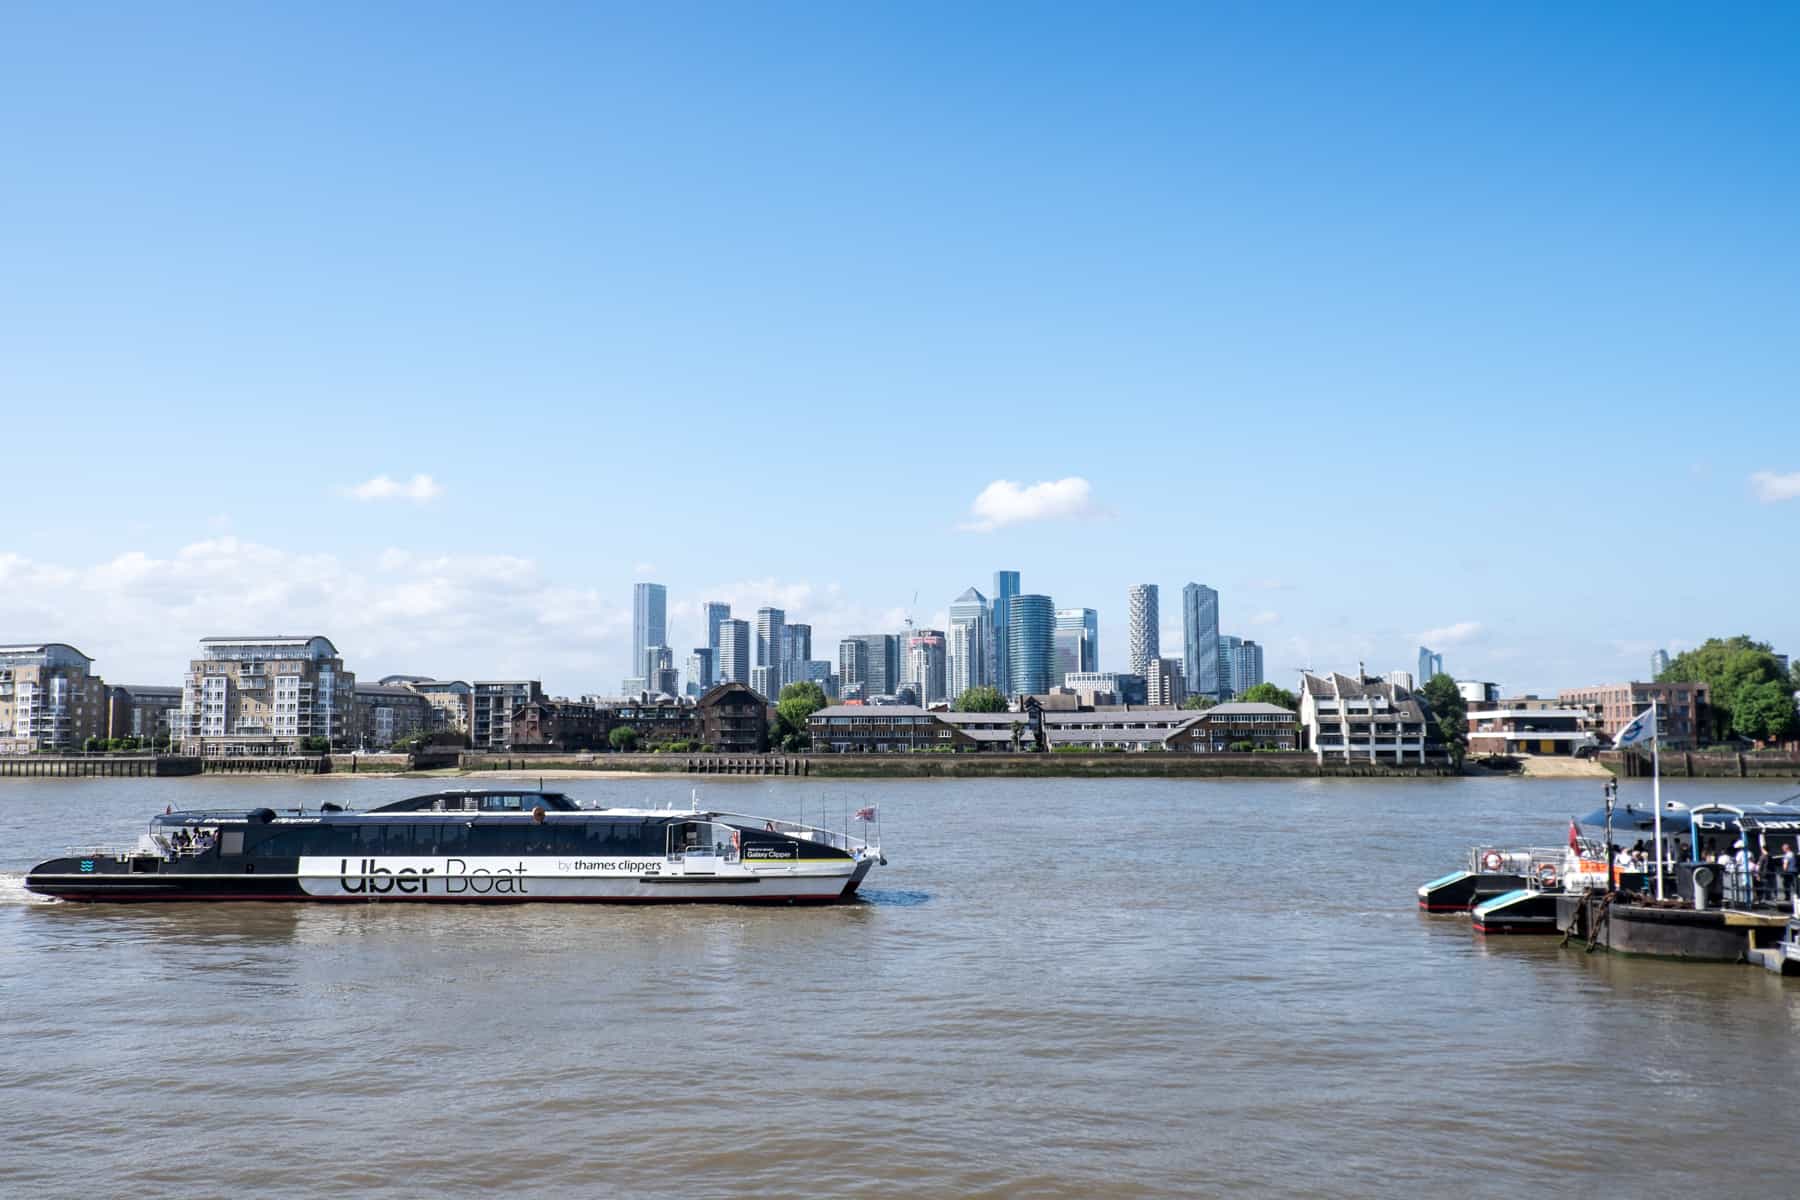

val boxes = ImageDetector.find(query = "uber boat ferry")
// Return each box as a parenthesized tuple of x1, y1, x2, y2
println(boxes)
(24, 789, 883, 904)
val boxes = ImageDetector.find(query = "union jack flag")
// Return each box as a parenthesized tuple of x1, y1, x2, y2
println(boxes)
(854, 806, 877, 822)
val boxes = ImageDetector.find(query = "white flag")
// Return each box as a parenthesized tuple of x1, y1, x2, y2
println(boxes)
(1614, 706, 1657, 748)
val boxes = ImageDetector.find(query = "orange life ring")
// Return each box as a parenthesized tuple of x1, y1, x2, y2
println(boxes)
(1536, 864, 1558, 888)
(1481, 851, 1505, 872)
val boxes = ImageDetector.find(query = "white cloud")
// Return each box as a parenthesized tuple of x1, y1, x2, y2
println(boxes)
(1750, 470, 1800, 503)
(343, 473, 445, 503)
(1249, 610, 1279, 626)
(632, 562, 657, 576)
(960, 477, 1094, 532)
(1419, 620, 1482, 646)
(0, 538, 628, 691)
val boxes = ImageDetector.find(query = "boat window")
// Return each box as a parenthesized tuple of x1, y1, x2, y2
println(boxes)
(481, 794, 525, 811)
(221, 831, 244, 856)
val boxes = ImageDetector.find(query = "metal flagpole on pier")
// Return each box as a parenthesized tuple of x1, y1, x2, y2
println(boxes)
(1651, 700, 1664, 900)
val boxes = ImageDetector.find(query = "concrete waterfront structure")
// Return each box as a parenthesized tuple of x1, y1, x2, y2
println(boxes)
(472, 679, 546, 751)
(947, 587, 992, 698)
(1127, 585, 1160, 676)
(633, 583, 667, 682)
(717, 619, 751, 685)
(992, 571, 1020, 703)
(1182, 583, 1220, 699)
(178, 635, 355, 756)
(1299, 671, 1437, 764)
(1556, 681, 1712, 749)
(1007, 595, 1056, 697)
(0, 643, 107, 753)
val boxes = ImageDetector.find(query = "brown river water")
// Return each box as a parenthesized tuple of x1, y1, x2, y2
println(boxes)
(3, 774, 1798, 1198)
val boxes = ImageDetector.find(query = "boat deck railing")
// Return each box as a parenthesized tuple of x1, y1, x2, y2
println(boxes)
(718, 812, 870, 854)
(1469, 846, 1567, 875)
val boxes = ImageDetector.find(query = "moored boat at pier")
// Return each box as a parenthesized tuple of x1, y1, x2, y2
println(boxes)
(24, 789, 884, 904)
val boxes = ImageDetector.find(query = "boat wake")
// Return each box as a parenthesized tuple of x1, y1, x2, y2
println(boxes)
(0, 873, 56, 905)
(858, 888, 930, 907)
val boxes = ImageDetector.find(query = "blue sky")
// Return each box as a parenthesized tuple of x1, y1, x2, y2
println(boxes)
(2, 2, 1796, 694)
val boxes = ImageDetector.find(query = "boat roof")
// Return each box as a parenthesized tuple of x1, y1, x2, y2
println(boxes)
(1576, 803, 1693, 833)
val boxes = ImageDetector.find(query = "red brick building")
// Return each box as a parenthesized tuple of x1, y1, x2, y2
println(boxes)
(1556, 682, 1711, 749)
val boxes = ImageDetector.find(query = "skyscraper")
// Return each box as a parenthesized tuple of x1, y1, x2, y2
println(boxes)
(1128, 584, 1160, 676)
(1651, 649, 1670, 679)
(783, 623, 812, 666)
(755, 607, 786, 694)
(1007, 594, 1055, 696)
(842, 634, 899, 697)
(685, 648, 715, 696)
(1236, 639, 1264, 693)
(1218, 634, 1242, 698)
(1054, 608, 1099, 685)
(1146, 657, 1186, 707)
(632, 583, 667, 686)
(1181, 583, 1220, 698)
(992, 571, 1020, 702)
(717, 619, 751, 685)
(904, 629, 948, 705)
(947, 587, 991, 698)
(703, 602, 730, 666)
(1418, 646, 1444, 685)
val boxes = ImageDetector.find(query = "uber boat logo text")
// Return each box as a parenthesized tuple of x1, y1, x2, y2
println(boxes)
(337, 858, 530, 894)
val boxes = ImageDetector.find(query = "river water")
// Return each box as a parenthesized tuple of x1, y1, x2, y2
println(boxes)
(2, 773, 1797, 1198)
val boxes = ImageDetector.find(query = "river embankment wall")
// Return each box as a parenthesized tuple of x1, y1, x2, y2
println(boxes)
(443, 751, 1457, 779)
(1601, 750, 1800, 779)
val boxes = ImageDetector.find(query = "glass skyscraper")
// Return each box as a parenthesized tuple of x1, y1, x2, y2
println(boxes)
(1182, 583, 1220, 698)
(632, 583, 667, 684)
(1055, 608, 1098, 685)
(992, 571, 1020, 701)
(1418, 646, 1443, 686)
(1007, 594, 1055, 696)
(947, 587, 991, 698)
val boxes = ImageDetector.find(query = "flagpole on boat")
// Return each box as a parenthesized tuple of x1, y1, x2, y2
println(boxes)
(1652, 699, 1664, 900)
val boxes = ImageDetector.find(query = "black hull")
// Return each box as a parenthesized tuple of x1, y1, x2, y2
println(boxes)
(26, 855, 867, 905)
(1472, 889, 1561, 935)
(1418, 871, 1527, 912)
(1554, 896, 1756, 960)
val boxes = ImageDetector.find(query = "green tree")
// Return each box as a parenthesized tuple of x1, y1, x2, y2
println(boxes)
(774, 681, 829, 751)
(954, 686, 1008, 713)
(608, 725, 639, 753)
(1419, 673, 1468, 766)
(1180, 695, 1217, 711)
(300, 735, 331, 754)
(1231, 683, 1299, 711)
(1660, 636, 1797, 744)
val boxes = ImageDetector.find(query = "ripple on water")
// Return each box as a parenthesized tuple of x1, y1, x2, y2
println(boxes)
(3, 775, 1800, 1198)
